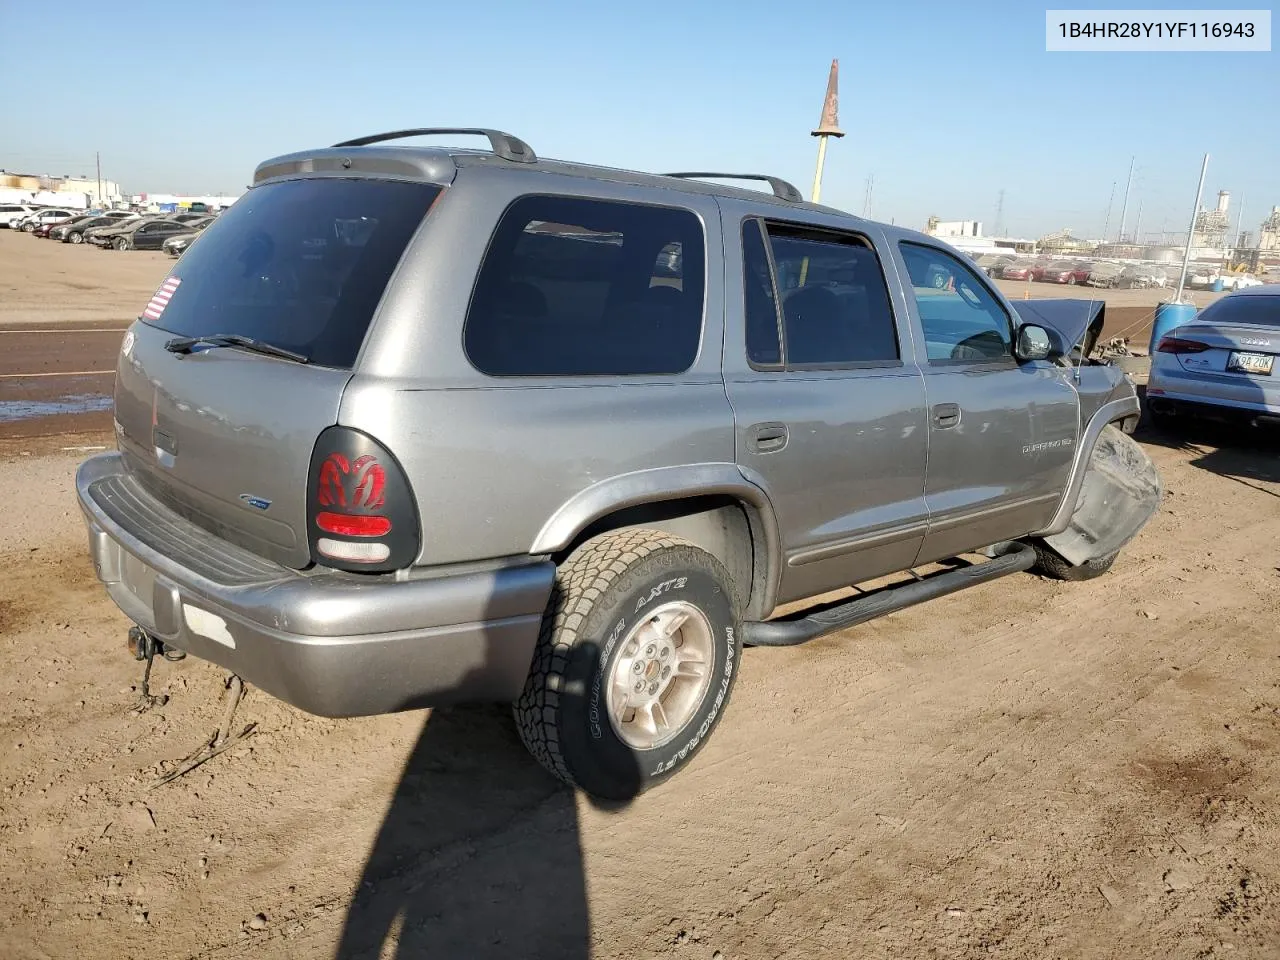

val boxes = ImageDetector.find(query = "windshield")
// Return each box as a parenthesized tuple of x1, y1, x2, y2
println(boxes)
(142, 177, 440, 367)
(1194, 295, 1280, 328)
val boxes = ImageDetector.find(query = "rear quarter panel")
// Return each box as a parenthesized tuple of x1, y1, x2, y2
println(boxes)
(341, 169, 735, 566)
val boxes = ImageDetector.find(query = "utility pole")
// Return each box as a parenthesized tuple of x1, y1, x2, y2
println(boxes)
(1133, 200, 1143, 245)
(1117, 155, 1134, 242)
(1232, 192, 1246, 260)
(809, 59, 844, 204)
(863, 173, 874, 218)
(994, 188, 1005, 237)
(96, 151, 103, 210)
(1173, 153, 1209, 304)
(1101, 180, 1116, 246)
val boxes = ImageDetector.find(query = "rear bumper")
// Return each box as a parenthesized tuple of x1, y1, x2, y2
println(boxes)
(1148, 361, 1280, 416)
(76, 452, 554, 717)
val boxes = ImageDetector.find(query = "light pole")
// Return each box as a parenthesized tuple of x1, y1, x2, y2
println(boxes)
(1173, 153, 1209, 305)
(1117, 155, 1134, 242)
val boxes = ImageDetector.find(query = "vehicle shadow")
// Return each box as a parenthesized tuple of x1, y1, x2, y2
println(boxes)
(1133, 385, 1280, 496)
(334, 631, 632, 960)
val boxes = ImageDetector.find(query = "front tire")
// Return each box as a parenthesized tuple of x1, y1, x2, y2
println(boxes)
(113, 236, 130, 251)
(1031, 543, 1118, 581)
(70, 232, 83, 244)
(515, 529, 742, 801)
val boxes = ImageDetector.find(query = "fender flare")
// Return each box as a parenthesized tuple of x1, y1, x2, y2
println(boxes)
(1032, 392, 1163, 569)
(1035, 395, 1142, 538)
(530, 464, 783, 619)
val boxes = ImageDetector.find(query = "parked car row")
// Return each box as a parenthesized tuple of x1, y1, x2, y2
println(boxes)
(973, 252, 1271, 292)
(14, 208, 216, 256)
(1, 205, 82, 232)
(976, 255, 1165, 289)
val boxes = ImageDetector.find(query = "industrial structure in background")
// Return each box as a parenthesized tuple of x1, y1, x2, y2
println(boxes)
(927, 184, 1279, 272)
(0, 170, 123, 209)
(2, 143, 241, 215)
(1035, 229, 1093, 254)
(1192, 191, 1233, 248)
(128, 192, 241, 213)
(1255, 207, 1280, 253)
(925, 218, 983, 239)
(0, 168, 240, 215)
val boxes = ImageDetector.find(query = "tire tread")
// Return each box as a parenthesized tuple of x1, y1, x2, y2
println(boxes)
(514, 529, 695, 789)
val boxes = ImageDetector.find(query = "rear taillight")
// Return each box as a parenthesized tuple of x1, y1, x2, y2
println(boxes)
(307, 427, 419, 572)
(1157, 336, 1211, 354)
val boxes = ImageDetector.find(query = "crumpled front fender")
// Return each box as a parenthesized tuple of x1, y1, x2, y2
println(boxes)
(1041, 424, 1163, 566)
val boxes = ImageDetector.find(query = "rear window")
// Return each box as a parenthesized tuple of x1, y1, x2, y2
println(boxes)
(144, 178, 440, 368)
(1195, 294, 1280, 328)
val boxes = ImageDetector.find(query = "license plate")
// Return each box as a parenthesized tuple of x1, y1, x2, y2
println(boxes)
(1227, 351, 1274, 376)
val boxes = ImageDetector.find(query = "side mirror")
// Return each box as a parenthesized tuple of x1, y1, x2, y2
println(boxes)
(1015, 323, 1053, 361)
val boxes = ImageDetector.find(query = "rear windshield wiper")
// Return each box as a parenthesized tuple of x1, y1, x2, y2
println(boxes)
(164, 334, 310, 364)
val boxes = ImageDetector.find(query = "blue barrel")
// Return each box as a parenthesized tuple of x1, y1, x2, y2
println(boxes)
(1211, 277, 1225, 292)
(1150, 302, 1197, 354)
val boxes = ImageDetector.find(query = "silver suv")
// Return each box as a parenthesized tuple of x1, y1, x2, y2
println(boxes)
(76, 128, 1162, 800)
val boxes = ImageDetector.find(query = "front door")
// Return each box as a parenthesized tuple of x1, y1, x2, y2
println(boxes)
(721, 207, 930, 608)
(891, 240, 1079, 564)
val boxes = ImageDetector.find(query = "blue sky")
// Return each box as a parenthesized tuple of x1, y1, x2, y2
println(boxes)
(3, 0, 1274, 241)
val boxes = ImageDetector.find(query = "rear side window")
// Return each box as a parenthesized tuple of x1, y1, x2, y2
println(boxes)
(743, 218, 899, 367)
(145, 178, 440, 368)
(464, 195, 705, 376)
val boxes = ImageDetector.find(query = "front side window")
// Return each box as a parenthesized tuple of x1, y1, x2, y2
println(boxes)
(899, 242, 1014, 362)
(464, 195, 705, 376)
(742, 219, 899, 367)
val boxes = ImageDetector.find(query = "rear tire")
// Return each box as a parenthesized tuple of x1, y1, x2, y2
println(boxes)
(514, 529, 742, 801)
(1031, 542, 1118, 581)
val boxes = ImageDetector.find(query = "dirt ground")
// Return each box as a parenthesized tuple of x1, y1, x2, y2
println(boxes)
(2, 229, 1279, 960)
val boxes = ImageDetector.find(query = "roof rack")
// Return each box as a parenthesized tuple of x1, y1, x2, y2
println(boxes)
(330, 127, 537, 163)
(661, 172, 804, 203)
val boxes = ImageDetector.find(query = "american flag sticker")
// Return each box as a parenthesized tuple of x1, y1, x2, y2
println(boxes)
(142, 276, 181, 321)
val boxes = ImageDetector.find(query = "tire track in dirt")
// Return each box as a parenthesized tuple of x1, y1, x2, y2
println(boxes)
(580, 442, 1280, 959)
(3, 439, 1280, 959)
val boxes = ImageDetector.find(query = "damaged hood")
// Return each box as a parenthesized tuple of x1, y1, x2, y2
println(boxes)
(1010, 298, 1106, 356)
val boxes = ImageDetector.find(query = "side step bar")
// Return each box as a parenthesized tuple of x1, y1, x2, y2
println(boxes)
(742, 541, 1037, 648)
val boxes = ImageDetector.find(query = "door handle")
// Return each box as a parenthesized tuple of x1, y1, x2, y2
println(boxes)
(932, 403, 961, 428)
(748, 422, 789, 453)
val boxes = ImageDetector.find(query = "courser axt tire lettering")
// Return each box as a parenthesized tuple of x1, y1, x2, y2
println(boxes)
(514, 529, 742, 801)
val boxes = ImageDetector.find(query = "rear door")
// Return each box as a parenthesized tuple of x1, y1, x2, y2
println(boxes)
(890, 239, 1079, 564)
(114, 176, 443, 568)
(721, 205, 930, 606)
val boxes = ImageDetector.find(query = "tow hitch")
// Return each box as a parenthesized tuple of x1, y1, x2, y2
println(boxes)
(127, 626, 183, 712)
(125, 626, 257, 786)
